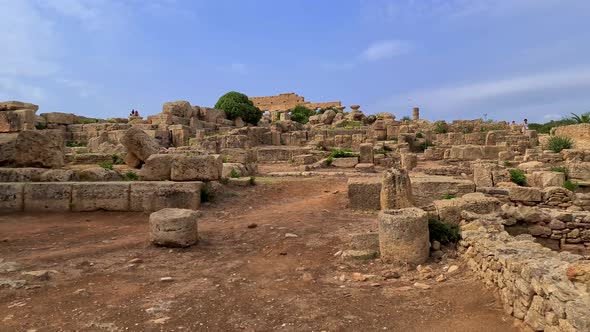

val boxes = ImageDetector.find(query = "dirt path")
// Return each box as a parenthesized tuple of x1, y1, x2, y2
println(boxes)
(0, 177, 518, 332)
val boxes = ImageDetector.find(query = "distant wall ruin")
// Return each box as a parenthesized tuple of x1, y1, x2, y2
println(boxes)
(249, 93, 341, 112)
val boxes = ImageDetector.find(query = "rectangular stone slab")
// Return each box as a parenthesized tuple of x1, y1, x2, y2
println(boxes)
(0, 183, 24, 212)
(130, 181, 202, 212)
(24, 183, 72, 212)
(71, 182, 130, 211)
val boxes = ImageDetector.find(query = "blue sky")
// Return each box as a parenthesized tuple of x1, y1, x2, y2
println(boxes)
(1, 0, 590, 123)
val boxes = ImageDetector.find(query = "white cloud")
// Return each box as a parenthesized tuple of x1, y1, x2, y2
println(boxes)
(361, 40, 410, 62)
(373, 66, 590, 119)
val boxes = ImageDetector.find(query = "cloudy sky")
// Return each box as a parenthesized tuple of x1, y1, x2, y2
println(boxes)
(1, 0, 589, 123)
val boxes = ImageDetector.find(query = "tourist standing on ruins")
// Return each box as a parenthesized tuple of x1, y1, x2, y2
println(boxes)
(521, 119, 528, 133)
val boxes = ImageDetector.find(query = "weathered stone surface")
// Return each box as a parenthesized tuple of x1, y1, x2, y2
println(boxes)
(354, 163, 375, 173)
(379, 208, 429, 264)
(71, 182, 130, 211)
(78, 167, 122, 182)
(23, 183, 72, 212)
(120, 127, 161, 163)
(509, 187, 543, 202)
(411, 175, 475, 208)
(434, 193, 500, 224)
(359, 143, 374, 164)
(400, 153, 417, 170)
(41, 112, 75, 125)
(15, 130, 64, 168)
(380, 168, 414, 210)
(529, 171, 566, 188)
(130, 182, 202, 212)
(350, 232, 380, 251)
(347, 177, 381, 210)
(40, 169, 77, 182)
(124, 152, 142, 169)
(0, 168, 45, 182)
(139, 154, 176, 181)
(162, 101, 192, 117)
(0, 133, 17, 165)
(331, 157, 359, 168)
(0, 109, 36, 132)
(567, 162, 590, 181)
(0, 101, 39, 111)
(149, 208, 198, 247)
(0, 183, 24, 212)
(222, 163, 247, 179)
(292, 154, 314, 165)
(171, 154, 223, 181)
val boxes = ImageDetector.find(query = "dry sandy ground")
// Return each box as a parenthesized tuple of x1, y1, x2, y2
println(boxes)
(0, 176, 519, 332)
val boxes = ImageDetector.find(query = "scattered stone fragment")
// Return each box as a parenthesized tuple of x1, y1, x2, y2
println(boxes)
(352, 273, 368, 282)
(128, 258, 143, 264)
(435, 274, 446, 282)
(160, 277, 174, 282)
(413, 282, 431, 290)
(284, 233, 298, 238)
(447, 265, 459, 274)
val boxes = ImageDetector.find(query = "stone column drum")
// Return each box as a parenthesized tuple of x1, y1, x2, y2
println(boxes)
(378, 208, 429, 264)
(400, 153, 417, 171)
(380, 168, 414, 210)
(412, 107, 420, 121)
(359, 143, 374, 164)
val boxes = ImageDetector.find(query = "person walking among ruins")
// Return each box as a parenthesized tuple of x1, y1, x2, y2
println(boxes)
(521, 119, 528, 133)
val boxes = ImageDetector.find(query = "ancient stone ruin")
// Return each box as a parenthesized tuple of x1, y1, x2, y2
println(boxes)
(1, 97, 589, 331)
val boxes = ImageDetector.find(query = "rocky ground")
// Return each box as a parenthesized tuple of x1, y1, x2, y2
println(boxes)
(0, 177, 518, 331)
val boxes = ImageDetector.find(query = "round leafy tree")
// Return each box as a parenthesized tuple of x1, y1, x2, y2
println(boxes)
(214, 91, 262, 125)
(290, 105, 316, 124)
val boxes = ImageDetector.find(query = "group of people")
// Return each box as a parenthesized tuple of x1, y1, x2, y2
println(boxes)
(129, 109, 140, 117)
(510, 119, 528, 133)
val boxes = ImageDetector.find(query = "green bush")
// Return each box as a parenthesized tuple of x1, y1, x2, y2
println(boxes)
(563, 180, 578, 192)
(123, 171, 139, 181)
(99, 161, 113, 170)
(66, 141, 85, 147)
(441, 193, 456, 200)
(415, 132, 424, 138)
(509, 169, 527, 186)
(329, 148, 358, 158)
(326, 156, 334, 166)
(434, 121, 448, 134)
(401, 116, 411, 122)
(290, 105, 316, 124)
(35, 123, 47, 130)
(229, 169, 241, 178)
(249, 176, 256, 186)
(417, 141, 435, 152)
(112, 154, 125, 165)
(548, 136, 574, 153)
(528, 119, 576, 134)
(550, 166, 569, 179)
(570, 112, 590, 124)
(428, 218, 461, 244)
(214, 91, 262, 124)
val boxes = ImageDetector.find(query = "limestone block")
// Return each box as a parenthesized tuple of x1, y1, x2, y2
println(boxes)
(411, 175, 475, 208)
(0, 183, 24, 212)
(380, 168, 414, 210)
(41, 112, 75, 125)
(130, 182, 202, 212)
(120, 127, 161, 163)
(0, 133, 17, 165)
(434, 193, 500, 224)
(139, 154, 176, 181)
(169, 124, 191, 147)
(23, 183, 72, 212)
(0, 109, 36, 132)
(124, 152, 142, 169)
(149, 208, 198, 247)
(379, 208, 429, 264)
(71, 182, 130, 211)
(331, 157, 359, 168)
(0, 168, 45, 182)
(222, 163, 248, 178)
(0, 101, 39, 111)
(359, 143, 374, 164)
(354, 163, 375, 173)
(162, 101, 192, 117)
(292, 154, 315, 165)
(15, 130, 64, 168)
(347, 177, 382, 210)
(400, 153, 417, 170)
(170, 154, 223, 181)
(567, 162, 590, 181)
(350, 232, 380, 251)
(39, 169, 77, 182)
(509, 187, 543, 202)
(529, 171, 566, 188)
(78, 167, 122, 181)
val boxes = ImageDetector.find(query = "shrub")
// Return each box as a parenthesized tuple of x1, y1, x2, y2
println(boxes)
(441, 193, 456, 200)
(35, 123, 47, 130)
(434, 121, 448, 134)
(548, 136, 574, 153)
(417, 141, 435, 152)
(528, 118, 576, 134)
(66, 141, 85, 147)
(112, 154, 125, 165)
(569, 112, 590, 124)
(290, 105, 316, 124)
(550, 166, 569, 179)
(563, 180, 578, 192)
(249, 176, 256, 186)
(214, 91, 262, 124)
(99, 161, 113, 170)
(229, 169, 241, 178)
(326, 156, 334, 166)
(509, 169, 527, 186)
(401, 116, 411, 122)
(415, 132, 424, 138)
(123, 171, 139, 181)
(428, 218, 461, 244)
(329, 148, 358, 158)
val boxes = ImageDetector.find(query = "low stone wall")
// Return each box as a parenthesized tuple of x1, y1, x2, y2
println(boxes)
(459, 220, 590, 331)
(0, 181, 202, 213)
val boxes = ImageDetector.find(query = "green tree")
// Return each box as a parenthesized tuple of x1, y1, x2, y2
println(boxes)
(570, 112, 590, 124)
(290, 105, 316, 124)
(214, 91, 262, 125)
